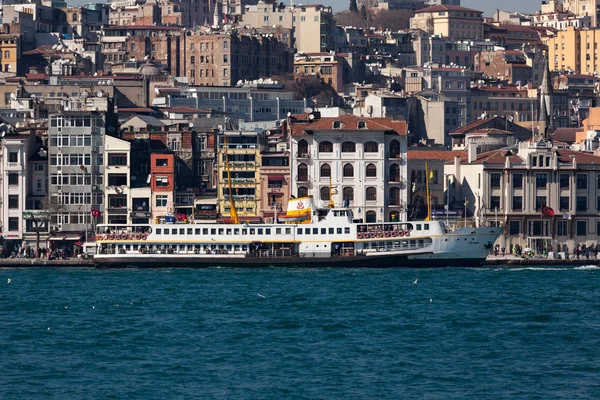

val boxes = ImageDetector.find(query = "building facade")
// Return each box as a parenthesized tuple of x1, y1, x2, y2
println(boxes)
(289, 114, 408, 223)
(410, 5, 484, 40)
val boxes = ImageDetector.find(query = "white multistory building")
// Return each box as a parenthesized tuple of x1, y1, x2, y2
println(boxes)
(288, 113, 408, 223)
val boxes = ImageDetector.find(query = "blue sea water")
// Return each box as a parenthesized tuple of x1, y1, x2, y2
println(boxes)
(1, 266, 600, 399)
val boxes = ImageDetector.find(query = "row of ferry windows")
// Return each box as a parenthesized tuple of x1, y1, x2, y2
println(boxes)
(156, 227, 292, 236)
(153, 226, 351, 235)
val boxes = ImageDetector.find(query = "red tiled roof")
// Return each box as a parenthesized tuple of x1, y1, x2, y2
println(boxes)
(468, 128, 512, 135)
(25, 74, 49, 81)
(408, 150, 466, 161)
(289, 114, 407, 135)
(105, 25, 183, 31)
(450, 117, 495, 135)
(118, 107, 156, 113)
(460, 147, 600, 165)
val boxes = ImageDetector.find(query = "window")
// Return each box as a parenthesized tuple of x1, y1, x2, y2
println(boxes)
(366, 187, 377, 201)
(577, 174, 588, 189)
(560, 174, 570, 189)
(560, 196, 570, 211)
(320, 163, 331, 178)
(577, 196, 588, 211)
(318, 141, 333, 152)
(366, 163, 377, 178)
(364, 141, 378, 153)
(343, 163, 354, 177)
(536, 173, 547, 188)
(8, 173, 18, 185)
(512, 196, 523, 211)
(343, 187, 354, 201)
(557, 220, 568, 236)
(36, 180, 42, 192)
(156, 195, 168, 207)
(535, 196, 546, 211)
(320, 187, 330, 201)
(509, 221, 520, 235)
(297, 139, 308, 156)
(8, 152, 17, 163)
(8, 217, 18, 231)
(298, 187, 308, 197)
(576, 220, 587, 236)
(156, 158, 169, 167)
(108, 153, 127, 166)
(341, 141, 355, 152)
(490, 196, 501, 210)
(155, 176, 169, 187)
(297, 163, 308, 181)
(8, 195, 18, 209)
(512, 174, 523, 189)
(358, 120, 367, 129)
(34, 163, 44, 171)
(490, 173, 501, 188)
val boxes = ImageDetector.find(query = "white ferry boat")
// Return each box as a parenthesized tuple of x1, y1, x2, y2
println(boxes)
(92, 196, 502, 268)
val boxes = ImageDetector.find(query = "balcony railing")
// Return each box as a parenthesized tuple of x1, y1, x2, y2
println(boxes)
(224, 195, 256, 200)
(296, 175, 310, 183)
(296, 152, 310, 159)
(108, 207, 128, 215)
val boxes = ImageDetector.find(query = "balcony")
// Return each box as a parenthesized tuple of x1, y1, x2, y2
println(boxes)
(296, 175, 310, 183)
(387, 153, 401, 159)
(108, 207, 128, 215)
(5, 162, 21, 170)
(296, 152, 311, 159)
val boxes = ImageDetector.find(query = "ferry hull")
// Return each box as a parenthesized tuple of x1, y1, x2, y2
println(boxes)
(93, 254, 488, 269)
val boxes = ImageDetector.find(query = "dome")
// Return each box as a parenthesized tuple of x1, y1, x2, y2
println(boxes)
(138, 61, 161, 77)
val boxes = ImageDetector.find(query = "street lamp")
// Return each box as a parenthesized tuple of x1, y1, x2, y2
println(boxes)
(443, 173, 454, 226)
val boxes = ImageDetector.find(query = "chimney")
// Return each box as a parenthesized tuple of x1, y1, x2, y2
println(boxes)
(467, 140, 477, 164)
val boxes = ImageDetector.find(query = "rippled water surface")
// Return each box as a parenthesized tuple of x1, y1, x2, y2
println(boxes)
(2, 265, 600, 399)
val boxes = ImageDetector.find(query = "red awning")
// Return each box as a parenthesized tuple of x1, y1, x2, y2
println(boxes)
(263, 212, 275, 217)
(268, 175, 285, 181)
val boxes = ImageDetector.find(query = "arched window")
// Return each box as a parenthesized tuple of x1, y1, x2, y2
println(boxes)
(389, 187, 400, 205)
(389, 139, 400, 158)
(320, 186, 330, 201)
(364, 141, 378, 153)
(366, 187, 377, 201)
(366, 210, 377, 223)
(297, 163, 308, 181)
(223, 40, 228, 49)
(343, 187, 354, 201)
(333, 120, 342, 129)
(297, 139, 309, 156)
(358, 120, 367, 129)
(366, 163, 377, 178)
(319, 141, 333, 153)
(320, 163, 331, 178)
(343, 163, 354, 177)
(341, 141, 356, 153)
(389, 164, 399, 182)
(298, 187, 308, 197)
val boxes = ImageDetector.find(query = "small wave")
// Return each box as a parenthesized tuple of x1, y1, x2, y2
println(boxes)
(507, 267, 570, 271)
(573, 265, 600, 270)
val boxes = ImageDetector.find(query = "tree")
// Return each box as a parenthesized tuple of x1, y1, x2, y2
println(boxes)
(360, 5, 368, 24)
(22, 210, 50, 256)
(349, 0, 358, 12)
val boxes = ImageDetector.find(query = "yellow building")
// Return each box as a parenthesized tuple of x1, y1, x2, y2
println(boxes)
(217, 131, 262, 220)
(410, 5, 484, 41)
(0, 34, 21, 75)
(545, 26, 600, 74)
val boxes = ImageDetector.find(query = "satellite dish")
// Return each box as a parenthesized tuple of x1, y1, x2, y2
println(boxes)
(131, 175, 137, 181)
(304, 107, 313, 114)
(188, 122, 194, 128)
(309, 114, 315, 120)
(9, 93, 16, 100)
(96, 91, 103, 97)
(80, 91, 89, 99)
(287, 112, 292, 117)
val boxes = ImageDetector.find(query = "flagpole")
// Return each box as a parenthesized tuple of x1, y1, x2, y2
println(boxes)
(464, 197, 467, 228)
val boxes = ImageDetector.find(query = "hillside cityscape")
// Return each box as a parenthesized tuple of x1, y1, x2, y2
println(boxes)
(0, 0, 598, 258)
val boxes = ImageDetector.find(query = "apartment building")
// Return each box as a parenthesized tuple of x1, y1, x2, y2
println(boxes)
(289, 113, 408, 223)
(104, 135, 131, 225)
(0, 131, 39, 251)
(241, 3, 335, 54)
(217, 130, 263, 221)
(47, 108, 106, 243)
(410, 5, 484, 40)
